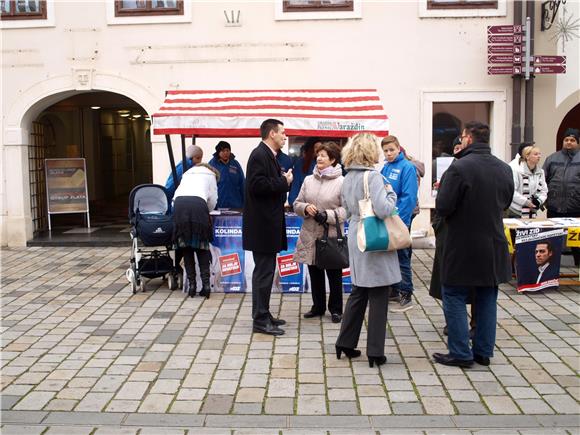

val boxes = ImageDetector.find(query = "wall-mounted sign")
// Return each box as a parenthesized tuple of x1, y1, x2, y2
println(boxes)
(45, 158, 90, 230)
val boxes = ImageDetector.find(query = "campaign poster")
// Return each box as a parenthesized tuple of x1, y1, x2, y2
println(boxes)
(211, 214, 247, 293)
(276, 214, 305, 293)
(45, 158, 89, 213)
(515, 227, 566, 292)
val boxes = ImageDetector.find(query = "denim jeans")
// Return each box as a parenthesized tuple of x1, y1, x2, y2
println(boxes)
(392, 246, 413, 295)
(442, 285, 498, 360)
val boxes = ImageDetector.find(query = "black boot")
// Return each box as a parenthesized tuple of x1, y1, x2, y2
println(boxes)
(199, 272, 211, 299)
(188, 278, 197, 298)
(183, 248, 197, 298)
(198, 249, 211, 299)
(198, 267, 211, 299)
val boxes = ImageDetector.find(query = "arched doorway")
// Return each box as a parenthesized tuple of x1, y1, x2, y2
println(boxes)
(556, 102, 580, 151)
(30, 91, 152, 241)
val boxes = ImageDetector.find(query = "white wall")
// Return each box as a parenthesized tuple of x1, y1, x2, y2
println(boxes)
(2, 0, 578, 245)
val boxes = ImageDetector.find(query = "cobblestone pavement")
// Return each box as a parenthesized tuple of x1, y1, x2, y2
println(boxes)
(1, 247, 578, 434)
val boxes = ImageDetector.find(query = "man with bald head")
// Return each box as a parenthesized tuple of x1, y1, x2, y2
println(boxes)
(165, 145, 203, 199)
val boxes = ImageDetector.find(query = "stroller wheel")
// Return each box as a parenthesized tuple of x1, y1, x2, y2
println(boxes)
(168, 273, 178, 290)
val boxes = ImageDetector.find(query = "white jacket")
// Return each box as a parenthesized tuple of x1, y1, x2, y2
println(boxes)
(509, 161, 548, 216)
(173, 164, 218, 211)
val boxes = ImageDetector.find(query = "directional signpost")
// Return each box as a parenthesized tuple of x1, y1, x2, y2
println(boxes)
(487, 22, 566, 78)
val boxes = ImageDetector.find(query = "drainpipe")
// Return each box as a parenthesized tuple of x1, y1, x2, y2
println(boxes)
(511, 0, 523, 159)
(523, 1, 535, 146)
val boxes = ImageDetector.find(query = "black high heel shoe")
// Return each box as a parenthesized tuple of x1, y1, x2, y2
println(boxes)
(368, 355, 387, 368)
(335, 346, 361, 360)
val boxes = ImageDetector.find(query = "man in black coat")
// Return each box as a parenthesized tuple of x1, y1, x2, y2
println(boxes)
(243, 119, 293, 336)
(432, 121, 514, 368)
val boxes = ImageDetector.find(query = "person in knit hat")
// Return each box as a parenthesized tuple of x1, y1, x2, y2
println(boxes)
(543, 127, 580, 265)
(209, 141, 245, 209)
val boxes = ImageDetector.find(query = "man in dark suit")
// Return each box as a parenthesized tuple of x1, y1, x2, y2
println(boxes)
(433, 121, 514, 368)
(243, 119, 293, 336)
(534, 240, 554, 284)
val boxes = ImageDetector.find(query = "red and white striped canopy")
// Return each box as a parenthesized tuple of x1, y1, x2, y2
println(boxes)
(152, 89, 389, 138)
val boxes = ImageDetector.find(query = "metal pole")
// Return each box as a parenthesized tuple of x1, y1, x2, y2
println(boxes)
(524, 3, 535, 144)
(166, 134, 179, 190)
(180, 134, 188, 172)
(511, 0, 523, 159)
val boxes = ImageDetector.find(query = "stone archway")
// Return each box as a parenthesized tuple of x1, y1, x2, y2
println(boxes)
(1, 72, 162, 246)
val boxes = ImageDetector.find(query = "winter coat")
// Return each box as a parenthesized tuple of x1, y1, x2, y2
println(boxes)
(341, 166, 401, 288)
(173, 163, 218, 211)
(293, 165, 346, 265)
(542, 148, 580, 214)
(288, 156, 316, 207)
(165, 158, 193, 199)
(509, 161, 548, 217)
(208, 156, 245, 209)
(242, 142, 290, 253)
(436, 142, 514, 287)
(380, 153, 418, 227)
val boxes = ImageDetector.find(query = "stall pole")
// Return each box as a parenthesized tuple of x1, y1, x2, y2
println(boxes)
(166, 135, 179, 190)
(180, 134, 188, 172)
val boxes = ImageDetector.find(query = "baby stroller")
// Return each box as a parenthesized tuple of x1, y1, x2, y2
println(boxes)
(126, 184, 181, 294)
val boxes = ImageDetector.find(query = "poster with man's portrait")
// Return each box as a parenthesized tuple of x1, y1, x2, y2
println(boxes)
(515, 227, 566, 292)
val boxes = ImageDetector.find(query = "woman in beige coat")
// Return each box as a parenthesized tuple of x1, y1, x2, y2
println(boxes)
(293, 141, 346, 323)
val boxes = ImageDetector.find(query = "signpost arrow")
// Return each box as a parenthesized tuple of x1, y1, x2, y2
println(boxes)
(488, 44, 522, 54)
(534, 55, 566, 64)
(488, 54, 522, 64)
(488, 34, 523, 44)
(533, 65, 566, 74)
(487, 25, 522, 34)
(488, 65, 522, 75)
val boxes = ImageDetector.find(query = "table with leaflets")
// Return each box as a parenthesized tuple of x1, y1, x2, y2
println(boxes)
(205, 211, 352, 294)
(503, 217, 580, 292)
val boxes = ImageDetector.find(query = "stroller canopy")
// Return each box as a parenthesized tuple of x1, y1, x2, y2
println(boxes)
(152, 89, 389, 138)
(129, 184, 171, 219)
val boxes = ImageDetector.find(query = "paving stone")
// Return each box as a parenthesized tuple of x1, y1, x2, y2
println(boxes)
(1, 394, 21, 410)
(13, 391, 55, 410)
(0, 425, 48, 435)
(328, 401, 359, 415)
(201, 394, 234, 414)
(296, 395, 326, 415)
(482, 395, 521, 414)
(391, 402, 424, 414)
(137, 394, 174, 413)
(265, 397, 294, 414)
(359, 396, 391, 415)
(422, 397, 454, 415)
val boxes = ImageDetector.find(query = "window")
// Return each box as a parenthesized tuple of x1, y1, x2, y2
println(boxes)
(1, 0, 46, 20)
(427, 0, 497, 9)
(115, 0, 183, 17)
(283, 0, 353, 13)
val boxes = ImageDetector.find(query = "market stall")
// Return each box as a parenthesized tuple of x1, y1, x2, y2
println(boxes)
(151, 89, 390, 293)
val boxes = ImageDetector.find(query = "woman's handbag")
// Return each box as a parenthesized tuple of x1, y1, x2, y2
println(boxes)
(315, 210, 349, 270)
(357, 170, 412, 252)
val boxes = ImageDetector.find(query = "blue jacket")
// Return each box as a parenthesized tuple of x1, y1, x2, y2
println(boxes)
(380, 153, 418, 226)
(209, 156, 245, 209)
(288, 157, 315, 206)
(277, 151, 293, 173)
(165, 159, 193, 199)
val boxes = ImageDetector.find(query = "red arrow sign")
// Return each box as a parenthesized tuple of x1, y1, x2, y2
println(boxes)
(488, 65, 522, 75)
(534, 55, 566, 64)
(488, 25, 522, 34)
(488, 54, 522, 64)
(488, 34, 523, 44)
(488, 44, 522, 54)
(533, 65, 566, 74)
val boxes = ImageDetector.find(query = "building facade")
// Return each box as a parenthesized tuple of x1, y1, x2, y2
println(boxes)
(2, 0, 579, 246)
